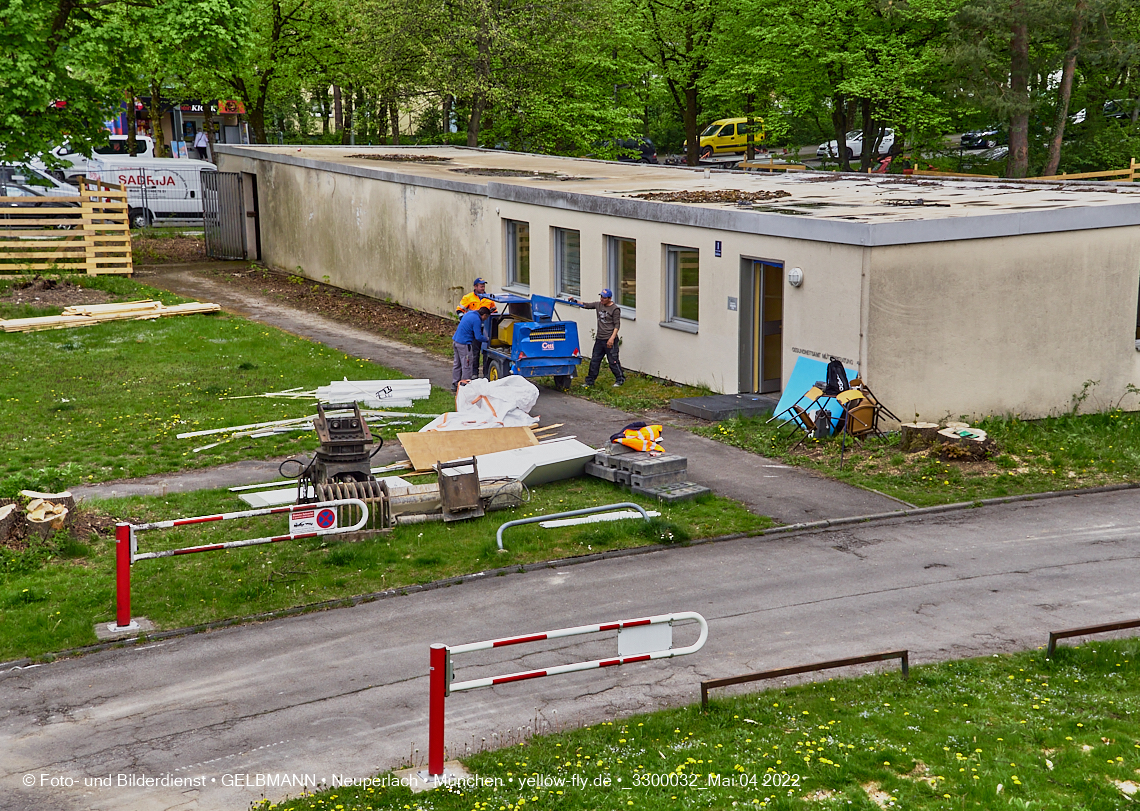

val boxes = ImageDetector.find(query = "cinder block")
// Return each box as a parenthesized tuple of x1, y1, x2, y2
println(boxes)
(629, 469, 688, 487)
(584, 462, 631, 484)
(631, 481, 711, 503)
(594, 451, 688, 475)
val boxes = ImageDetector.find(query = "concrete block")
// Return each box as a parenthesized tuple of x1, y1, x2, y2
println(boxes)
(630, 469, 688, 488)
(594, 451, 688, 475)
(584, 463, 631, 484)
(631, 481, 711, 503)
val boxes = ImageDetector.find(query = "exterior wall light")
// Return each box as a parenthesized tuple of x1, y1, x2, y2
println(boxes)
(787, 267, 803, 287)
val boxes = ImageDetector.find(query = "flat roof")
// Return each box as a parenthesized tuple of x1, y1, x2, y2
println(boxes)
(217, 145, 1140, 246)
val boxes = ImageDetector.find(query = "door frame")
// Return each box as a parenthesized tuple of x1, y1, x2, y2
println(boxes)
(737, 257, 785, 393)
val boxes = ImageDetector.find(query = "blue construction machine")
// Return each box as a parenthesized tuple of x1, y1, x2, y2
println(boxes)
(480, 293, 582, 391)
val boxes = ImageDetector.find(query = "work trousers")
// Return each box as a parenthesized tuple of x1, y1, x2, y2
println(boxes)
(585, 337, 624, 385)
(452, 341, 475, 390)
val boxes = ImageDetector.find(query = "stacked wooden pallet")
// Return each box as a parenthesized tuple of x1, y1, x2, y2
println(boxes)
(0, 179, 133, 276)
(0, 299, 221, 332)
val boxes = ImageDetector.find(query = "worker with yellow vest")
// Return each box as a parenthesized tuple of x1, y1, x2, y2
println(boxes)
(456, 278, 497, 377)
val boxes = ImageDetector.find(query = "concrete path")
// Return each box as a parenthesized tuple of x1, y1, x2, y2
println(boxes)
(107, 263, 905, 524)
(4, 489, 1138, 811)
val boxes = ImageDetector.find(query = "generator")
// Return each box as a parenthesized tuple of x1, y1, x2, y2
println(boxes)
(481, 293, 582, 391)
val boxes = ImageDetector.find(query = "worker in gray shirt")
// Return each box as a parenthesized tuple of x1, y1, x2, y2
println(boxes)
(568, 288, 625, 387)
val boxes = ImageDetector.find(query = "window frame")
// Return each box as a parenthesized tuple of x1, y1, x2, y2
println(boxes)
(665, 244, 700, 331)
(552, 226, 581, 299)
(504, 219, 531, 291)
(606, 235, 637, 317)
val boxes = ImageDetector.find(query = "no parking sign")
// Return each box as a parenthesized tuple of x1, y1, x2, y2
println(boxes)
(290, 507, 338, 534)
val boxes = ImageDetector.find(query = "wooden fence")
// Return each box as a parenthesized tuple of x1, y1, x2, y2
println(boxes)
(0, 179, 132, 275)
(907, 157, 1139, 183)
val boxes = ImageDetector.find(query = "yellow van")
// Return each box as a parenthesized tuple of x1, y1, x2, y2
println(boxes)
(685, 118, 766, 158)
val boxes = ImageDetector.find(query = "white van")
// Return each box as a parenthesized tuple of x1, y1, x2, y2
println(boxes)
(62, 152, 215, 228)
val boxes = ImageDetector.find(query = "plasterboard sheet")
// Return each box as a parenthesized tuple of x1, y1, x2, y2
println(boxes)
(476, 439, 596, 485)
(398, 427, 537, 471)
(239, 477, 410, 507)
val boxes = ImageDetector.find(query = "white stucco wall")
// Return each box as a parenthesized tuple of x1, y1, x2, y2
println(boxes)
(866, 229, 1140, 420)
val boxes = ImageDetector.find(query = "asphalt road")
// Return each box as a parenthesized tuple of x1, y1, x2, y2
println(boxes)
(3, 489, 1138, 811)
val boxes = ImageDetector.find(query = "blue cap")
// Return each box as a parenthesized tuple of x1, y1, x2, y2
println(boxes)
(473, 277, 487, 286)
(599, 288, 613, 299)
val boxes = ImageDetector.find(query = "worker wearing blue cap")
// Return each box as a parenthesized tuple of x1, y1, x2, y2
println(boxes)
(567, 288, 625, 387)
(457, 277, 497, 377)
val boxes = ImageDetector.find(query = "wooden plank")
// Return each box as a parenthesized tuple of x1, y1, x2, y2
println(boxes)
(2, 315, 99, 332)
(397, 427, 539, 471)
(63, 301, 161, 315)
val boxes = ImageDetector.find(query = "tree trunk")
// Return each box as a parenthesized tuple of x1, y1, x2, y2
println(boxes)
(248, 104, 267, 145)
(467, 93, 485, 147)
(126, 89, 137, 157)
(147, 80, 167, 157)
(831, 94, 851, 171)
(1008, 0, 1030, 178)
(745, 93, 755, 160)
(1044, 0, 1086, 176)
(332, 84, 343, 133)
(203, 103, 215, 158)
(341, 84, 354, 145)
(859, 98, 874, 172)
(683, 85, 700, 166)
(389, 99, 400, 145)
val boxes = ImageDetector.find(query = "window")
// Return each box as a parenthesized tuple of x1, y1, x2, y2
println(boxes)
(667, 245, 699, 325)
(505, 220, 530, 288)
(607, 236, 636, 310)
(553, 227, 580, 297)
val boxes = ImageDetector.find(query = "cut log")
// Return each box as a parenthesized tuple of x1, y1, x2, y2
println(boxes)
(21, 490, 75, 526)
(899, 422, 940, 451)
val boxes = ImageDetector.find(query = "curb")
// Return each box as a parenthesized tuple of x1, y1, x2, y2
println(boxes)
(3, 482, 1137, 675)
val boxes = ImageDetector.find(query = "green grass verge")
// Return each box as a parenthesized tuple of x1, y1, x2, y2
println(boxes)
(692, 409, 1140, 507)
(0, 479, 769, 660)
(255, 638, 1140, 811)
(0, 274, 454, 492)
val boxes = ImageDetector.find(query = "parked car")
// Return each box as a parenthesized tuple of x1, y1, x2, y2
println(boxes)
(816, 129, 895, 160)
(52, 135, 156, 170)
(615, 137, 658, 164)
(685, 118, 766, 159)
(0, 163, 76, 196)
(960, 126, 1006, 150)
(0, 181, 80, 228)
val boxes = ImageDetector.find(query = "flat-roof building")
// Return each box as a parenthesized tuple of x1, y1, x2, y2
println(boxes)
(215, 145, 1140, 421)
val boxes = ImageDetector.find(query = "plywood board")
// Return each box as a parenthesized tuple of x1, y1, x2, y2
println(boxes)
(398, 426, 537, 471)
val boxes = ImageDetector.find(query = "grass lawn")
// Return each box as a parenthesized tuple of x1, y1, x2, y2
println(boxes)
(0, 480, 769, 661)
(0, 273, 454, 494)
(692, 409, 1140, 507)
(255, 638, 1140, 811)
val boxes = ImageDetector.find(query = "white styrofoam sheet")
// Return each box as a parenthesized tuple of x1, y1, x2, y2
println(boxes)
(239, 476, 411, 507)
(538, 510, 660, 528)
(475, 439, 596, 486)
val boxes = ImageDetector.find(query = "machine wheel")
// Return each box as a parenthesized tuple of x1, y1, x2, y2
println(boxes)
(488, 358, 508, 381)
(129, 207, 152, 229)
(553, 375, 572, 392)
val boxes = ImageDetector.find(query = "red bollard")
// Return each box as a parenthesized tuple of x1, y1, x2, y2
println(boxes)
(428, 643, 448, 776)
(115, 523, 132, 628)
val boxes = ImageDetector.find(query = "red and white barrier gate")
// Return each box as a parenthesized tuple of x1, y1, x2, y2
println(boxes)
(112, 499, 368, 631)
(427, 611, 707, 778)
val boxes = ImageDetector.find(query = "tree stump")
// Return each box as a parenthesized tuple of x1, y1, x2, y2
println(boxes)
(0, 503, 20, 543)
(899, 422, 940, 451)
(21, 490, 75, 527)
(935, 428, 996, 460)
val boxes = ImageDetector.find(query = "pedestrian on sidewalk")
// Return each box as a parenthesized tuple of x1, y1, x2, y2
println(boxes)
(452, 306, 491, 391)
(568, 288, 625, 387)
(456, 277, 497, 377)
(193, 129, 211, 161)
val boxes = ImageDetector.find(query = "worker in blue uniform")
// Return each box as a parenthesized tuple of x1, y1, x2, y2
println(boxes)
(452, 307, 491, 391)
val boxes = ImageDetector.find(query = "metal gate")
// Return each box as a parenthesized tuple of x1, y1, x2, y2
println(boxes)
(202, 170, 246, 259)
